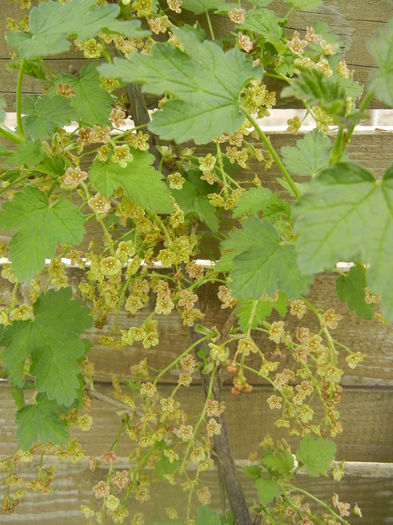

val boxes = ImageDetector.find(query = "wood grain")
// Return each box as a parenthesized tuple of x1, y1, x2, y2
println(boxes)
(1, 1, 393, 108)
(1, 383, 393, 462)
(0, 460, 391, 524)
(1, 132, 393, 385)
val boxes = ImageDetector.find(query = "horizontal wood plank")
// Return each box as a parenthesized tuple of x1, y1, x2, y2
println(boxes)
(1, 268, 393, 387)
(0, 448, 392, 523)
(1, 132, 393, 385)
(1, 383, 393, 462)
(1, 1, 392, 108)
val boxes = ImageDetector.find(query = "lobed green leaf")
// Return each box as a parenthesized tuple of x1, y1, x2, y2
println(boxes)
(0, 186, 85, 281)
(294, 162, 393, 321)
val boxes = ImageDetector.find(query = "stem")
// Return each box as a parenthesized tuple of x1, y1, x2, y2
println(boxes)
(153, 335, 210, 385)
(241, 108, 301, 199)
(181, 365, 217, 472)
(112, 272, 134, 333)
(329, 126, 344, 165)
(346, 91, 375, 143)
(152, 213, 171, 245)
(10, 282, 19, 310)
(329, 91, 375, 165)
(285, 484, 350, 525)
(246, 299, 258, 338)
(0, 125, 24, 144)
(16, 60, 26, 139)
(189, 326, 253, 525)
(205, 11, 215, 40)
(0, 174, 30, 196)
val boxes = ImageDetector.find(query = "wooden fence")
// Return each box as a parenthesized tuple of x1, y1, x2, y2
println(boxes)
(1, 0, 393, 523)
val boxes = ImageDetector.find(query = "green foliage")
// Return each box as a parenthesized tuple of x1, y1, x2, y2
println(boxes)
(173, 171, 219, 231)
(21, 94, 75, 139)
(283, 0, 322, 9)
(16, 394, 69, 450)
(239, 9, 283, 41)
(1, 288, 92, 406)
(182, 0, 224, 13)
(89, 150, 173, 214)
(220, 217, 312, 300)
(195, 506, 221, 525)
(281, 130, 332, 177)
(236, 294, 287, 331)
(294, 162, 393, 321)
(7, 0, 120, 59)
(296, 434, 336, 477)
(243, 465, 262, 478)
(282, 68, 362, 120)
(0, 186, 85, 281)
(368, 20, 393, 106)
(99, 27, 261, 144)
(262, 449, 294, 476)
(155, 453, 182, 478)
(254, 478, 281, 505)
(336, 264, 375, 320)
(233, 187, 273, 217)
(7, 141, 47, 167)
(1, 1, 391, 521)
(52, 63, 112, 126)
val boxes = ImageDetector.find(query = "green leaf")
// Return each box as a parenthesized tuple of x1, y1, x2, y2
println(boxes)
(282, 68, 351, 119)
(16, 393, 69, 450)
(0, 186, 85, 281)
(53, 63, 112, 126)
(155, 453, 182, 478)
(262, 449, 294, 476)
(294, 162, 393, 321)
(254, 477, 281, 505)
(232, 187, 274, 217)
(368, 20, 393, 106)
(248, 0, 274, 6)
(89, 150, 173, 214)
(6, 0, 120, 59)
(1, 288, 93, 406)
(296, 434, 336, 477)
(305, 21, 341, 60)
(11, 387, 25, 410)
(173, 176, 219, 232)
(182, 0, 224, 13)
(0, 96, 5, 123)
(101, 19, 150, 39)
(336, 264, 374, 320)
(195, 506, 221, 525)
(239, 9, 283, 41)
(220, 217, 312, 300)
(273, 292, 288, 317)
(243, 465, 261, 478)
(22, 95, 75, 140)
(283, 0, 322, 9)
(7, 141, 47, 167)
(98, 28, 261, 144)
(8, 59, 48, 81)
(237, 299, 273, 331)
(281, 130, 332, 177)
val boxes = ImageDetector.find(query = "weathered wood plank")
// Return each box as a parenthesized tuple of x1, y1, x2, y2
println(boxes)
(10, 270, 393, 388)
(1, 264, 393, 387)
(0, 457, 392, 523)
(1, 1, 392, 108)
(1, 383, 393, 462)
(1, 130, 393, 251)
(1, 132, 393, 384)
